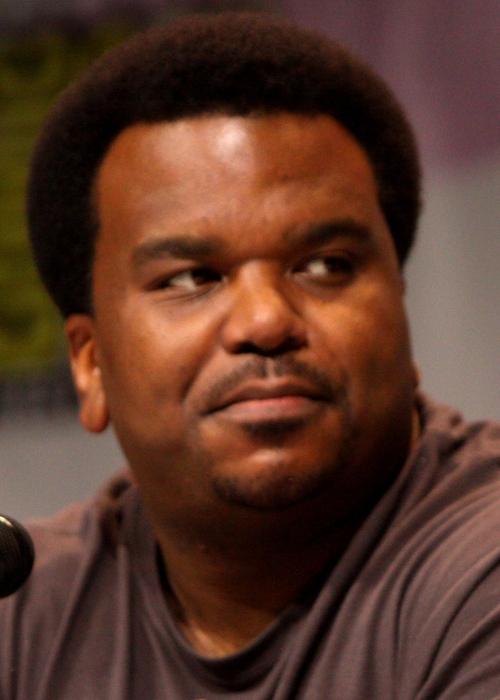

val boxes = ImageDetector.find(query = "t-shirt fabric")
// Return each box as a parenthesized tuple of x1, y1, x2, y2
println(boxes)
(2, 396, 500, 699)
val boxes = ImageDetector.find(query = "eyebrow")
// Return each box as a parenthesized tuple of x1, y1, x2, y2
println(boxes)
(132, 218, 372, 269)
(283, 219, 373, 249)
(132, 235, 224, 268)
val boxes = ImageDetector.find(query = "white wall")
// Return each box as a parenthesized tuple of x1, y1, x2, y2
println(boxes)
(406, 155, 500, 421)
(1, 413, 122, 520)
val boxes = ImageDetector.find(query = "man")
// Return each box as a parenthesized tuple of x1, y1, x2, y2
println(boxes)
(1, 12, 499, 699)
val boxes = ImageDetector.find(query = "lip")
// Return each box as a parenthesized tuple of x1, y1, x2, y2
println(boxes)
(205, 379, 329, 422)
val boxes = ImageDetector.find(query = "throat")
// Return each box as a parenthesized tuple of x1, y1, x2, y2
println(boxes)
(160, 552, 290, 657)
(152, 476, 375, 658)
(156, 524, 354, 658)
(174, 601, 278, 658)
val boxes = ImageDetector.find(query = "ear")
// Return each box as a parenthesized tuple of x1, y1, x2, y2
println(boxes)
(65, 314, 110, 433)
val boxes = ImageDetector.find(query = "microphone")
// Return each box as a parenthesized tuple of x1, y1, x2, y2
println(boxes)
(0, 515, 35, 598)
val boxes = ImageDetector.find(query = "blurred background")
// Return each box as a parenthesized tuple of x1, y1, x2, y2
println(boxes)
(1, 0, 499, 520)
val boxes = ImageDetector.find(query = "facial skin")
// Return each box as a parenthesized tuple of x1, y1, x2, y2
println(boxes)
(67, 113, 418, 553)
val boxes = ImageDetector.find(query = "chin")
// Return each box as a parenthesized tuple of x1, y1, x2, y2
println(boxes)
(206, 406, 356, 511)
(210, 447, 351, 512)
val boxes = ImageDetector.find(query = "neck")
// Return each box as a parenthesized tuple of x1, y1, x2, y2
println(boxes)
(151, 408, 421, 657)
(155, 504, 361, 657)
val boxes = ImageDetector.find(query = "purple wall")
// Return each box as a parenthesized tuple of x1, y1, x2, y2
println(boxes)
(285, 0, 500, 168)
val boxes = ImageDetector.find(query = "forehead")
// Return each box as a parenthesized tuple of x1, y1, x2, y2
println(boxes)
(94, 113, 386, 256)
(98, 112, 376, 191)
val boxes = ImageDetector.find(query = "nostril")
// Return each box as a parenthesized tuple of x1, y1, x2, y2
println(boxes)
(234, 334, 305, 356)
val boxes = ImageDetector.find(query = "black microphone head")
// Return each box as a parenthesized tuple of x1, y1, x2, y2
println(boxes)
(0, 515, 35, 598)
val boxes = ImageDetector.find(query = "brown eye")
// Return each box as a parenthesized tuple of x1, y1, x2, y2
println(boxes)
(166, 268, 222, 290)
(300, 256, 353, 278)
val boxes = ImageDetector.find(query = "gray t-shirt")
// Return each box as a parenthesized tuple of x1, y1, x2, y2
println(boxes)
(2, 396, 500, 699)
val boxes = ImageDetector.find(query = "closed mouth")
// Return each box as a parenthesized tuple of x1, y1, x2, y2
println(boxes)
(206, 378, 329, 417)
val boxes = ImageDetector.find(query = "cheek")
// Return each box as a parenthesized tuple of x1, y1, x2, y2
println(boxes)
(313, 287, 412, 389)
(95, 303, 219, 424)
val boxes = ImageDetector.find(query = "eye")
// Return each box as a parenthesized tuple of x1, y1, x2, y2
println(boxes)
(156, 267, 222, 291)
(296, 255, 354, 281)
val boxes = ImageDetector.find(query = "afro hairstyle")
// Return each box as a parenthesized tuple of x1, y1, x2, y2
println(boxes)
(28, 11, 421, 317)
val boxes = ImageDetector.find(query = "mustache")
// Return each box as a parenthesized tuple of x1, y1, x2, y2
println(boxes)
(199, 357, 342, 413)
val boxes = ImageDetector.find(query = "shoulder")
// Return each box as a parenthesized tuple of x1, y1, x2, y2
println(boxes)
(0, 472, 136, 698)
(333, 400, 500, 697)
(400, 395, 500, 514)
(392, 396, 500, 587)
(385, 399, 500, 697)
(417, 394, 500, 461)
(18, 471, 132, 582)
(26, 499, 95, 567)
(0, 471, 134, 634)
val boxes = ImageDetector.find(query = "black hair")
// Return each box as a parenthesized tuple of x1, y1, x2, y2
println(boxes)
(28, 12, 421, 317)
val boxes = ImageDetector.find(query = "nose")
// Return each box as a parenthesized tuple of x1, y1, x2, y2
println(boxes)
(220, 264, 307, 355)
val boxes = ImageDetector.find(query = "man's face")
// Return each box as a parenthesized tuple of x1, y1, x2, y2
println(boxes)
(68, 113, 417, 532)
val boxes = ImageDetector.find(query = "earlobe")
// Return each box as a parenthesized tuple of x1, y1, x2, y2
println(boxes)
(65, 315, 110, 433)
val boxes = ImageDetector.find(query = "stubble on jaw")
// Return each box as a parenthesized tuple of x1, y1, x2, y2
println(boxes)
(210, 399, 355, 512)
(184, 355, 354, 511)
